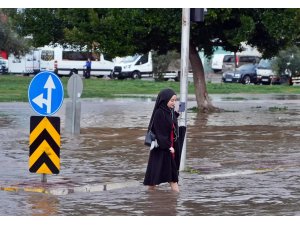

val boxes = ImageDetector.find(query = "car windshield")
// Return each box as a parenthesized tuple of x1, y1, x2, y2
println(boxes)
(121, 55, 140, 63)
(257, 59, 272, 69)
(237, 64, 255, 71)
(41, 50, 54, 61)
(0, 59, 7, 66)
(223, 55, 234, 62)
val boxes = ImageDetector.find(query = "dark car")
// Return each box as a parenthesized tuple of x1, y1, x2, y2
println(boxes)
(222, 64, 258, 85)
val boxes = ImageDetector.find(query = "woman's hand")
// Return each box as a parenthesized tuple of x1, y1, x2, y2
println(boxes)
(169, 147, 175, 154)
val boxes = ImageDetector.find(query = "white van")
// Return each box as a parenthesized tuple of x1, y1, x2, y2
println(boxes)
(8, 50, 40, 75)
(39, 45, 114, 77)
(112, 52, 153, 79)
(211, 54, 226, 73)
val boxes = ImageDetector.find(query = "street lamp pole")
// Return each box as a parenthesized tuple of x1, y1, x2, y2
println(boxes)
(179, 8, 190, 171)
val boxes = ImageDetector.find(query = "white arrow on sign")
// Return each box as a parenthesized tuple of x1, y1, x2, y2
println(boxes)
(32, 75, 56, 113)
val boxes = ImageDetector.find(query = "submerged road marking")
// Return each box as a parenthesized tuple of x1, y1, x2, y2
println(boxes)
(0, 165, 294, 195)
(200, 166, 283, 179)
(0, 180, 140, 196)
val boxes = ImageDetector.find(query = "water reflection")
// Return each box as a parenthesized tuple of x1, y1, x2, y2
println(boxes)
(142, 190, 179, 216)
(27, 193, 59, 216)
(219, 94, 300, 101)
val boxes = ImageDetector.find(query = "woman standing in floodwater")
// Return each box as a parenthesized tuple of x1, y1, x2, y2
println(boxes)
(143, 88, 180, 192)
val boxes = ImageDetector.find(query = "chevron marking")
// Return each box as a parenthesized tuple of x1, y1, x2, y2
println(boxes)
(29, 116, 60, 174)
(30, 117, 60, 147)
(36, 163, 52, 174)
(29, 140, 60, 170)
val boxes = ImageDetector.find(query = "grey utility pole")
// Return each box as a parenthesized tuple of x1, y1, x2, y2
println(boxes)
(179, 8, 190, 171)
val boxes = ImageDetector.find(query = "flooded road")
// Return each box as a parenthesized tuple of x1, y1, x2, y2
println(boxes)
(0, 94, 300, 215)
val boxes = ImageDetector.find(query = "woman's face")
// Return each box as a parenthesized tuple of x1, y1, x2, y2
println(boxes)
(167, 95, 177, 109)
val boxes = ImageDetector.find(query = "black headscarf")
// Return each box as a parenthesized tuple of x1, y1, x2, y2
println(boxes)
(147, 88, 177, 131)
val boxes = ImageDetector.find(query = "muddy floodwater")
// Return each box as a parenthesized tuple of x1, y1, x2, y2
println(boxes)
(0, 93, 300, 216)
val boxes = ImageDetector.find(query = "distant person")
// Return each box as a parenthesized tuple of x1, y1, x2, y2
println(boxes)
(84, 58, 92, 78)
(143, 88, 181, 192)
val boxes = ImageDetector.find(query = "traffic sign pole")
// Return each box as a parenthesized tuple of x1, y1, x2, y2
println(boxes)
(179, 8, 190, 171)
(42, 174, 47, 183)
(66, 74, 83, 135)
(71, 74, 79, 134)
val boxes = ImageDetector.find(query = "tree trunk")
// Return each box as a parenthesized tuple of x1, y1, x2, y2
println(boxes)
(189, 43, 219, 113)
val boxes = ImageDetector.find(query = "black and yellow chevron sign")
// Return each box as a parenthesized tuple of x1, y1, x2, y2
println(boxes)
(29, 116, 60, 174)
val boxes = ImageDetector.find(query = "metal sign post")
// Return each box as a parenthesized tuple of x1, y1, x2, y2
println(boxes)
(66, 74, 83, 135)
(42, 174, 47, 183)
(179, 8, 190, 171)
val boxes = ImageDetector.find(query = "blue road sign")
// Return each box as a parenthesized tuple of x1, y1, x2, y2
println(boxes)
(28, 71, 64, 116)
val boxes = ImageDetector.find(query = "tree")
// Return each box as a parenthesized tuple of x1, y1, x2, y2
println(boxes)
(189, 8, 300, 111)
(99, 9, 300, 112)
(152, 50, 180, 81)
(273, 46, 300, 77)
(0, 9, 29, 55)
(9, 8, 300, 112)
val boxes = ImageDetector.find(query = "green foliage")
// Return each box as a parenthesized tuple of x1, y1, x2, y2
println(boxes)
(194, 9, 300, 58)
(98, 9, 181, 56)
(273, 46, 300, 77)
(152, 50, 180, 81)
(246, 9, 300, 58)
(268, 106, 288, 112)
(7, 8, 300, 59)
(0, 9, 29, 54)
(184, 167, 201, 174)
(8, 9, 65, 47)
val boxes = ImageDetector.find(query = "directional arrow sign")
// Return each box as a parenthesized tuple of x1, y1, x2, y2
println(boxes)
(32, 75, 56, 114)
(28, 71, 64, 116)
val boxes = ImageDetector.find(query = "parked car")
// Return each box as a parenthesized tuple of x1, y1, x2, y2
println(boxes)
(256, 58, 292, 85)
(222, 64, 258, 84)
(256, 58, 277, 85)
(222, 54, 260, 72)
(0, 58, 8, 74)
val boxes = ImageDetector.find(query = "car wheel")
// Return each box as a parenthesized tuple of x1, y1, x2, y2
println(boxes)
(242, 75, 251, 85)
(213, 69, 221, 73)
(132, 71, 140, 79)
(174, 76, 180, 82)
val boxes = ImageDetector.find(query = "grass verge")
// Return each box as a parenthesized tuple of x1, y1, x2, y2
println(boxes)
(0, 75, 299, 102)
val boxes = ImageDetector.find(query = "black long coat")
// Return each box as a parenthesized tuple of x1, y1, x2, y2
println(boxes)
(143, 108, 180, 186)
